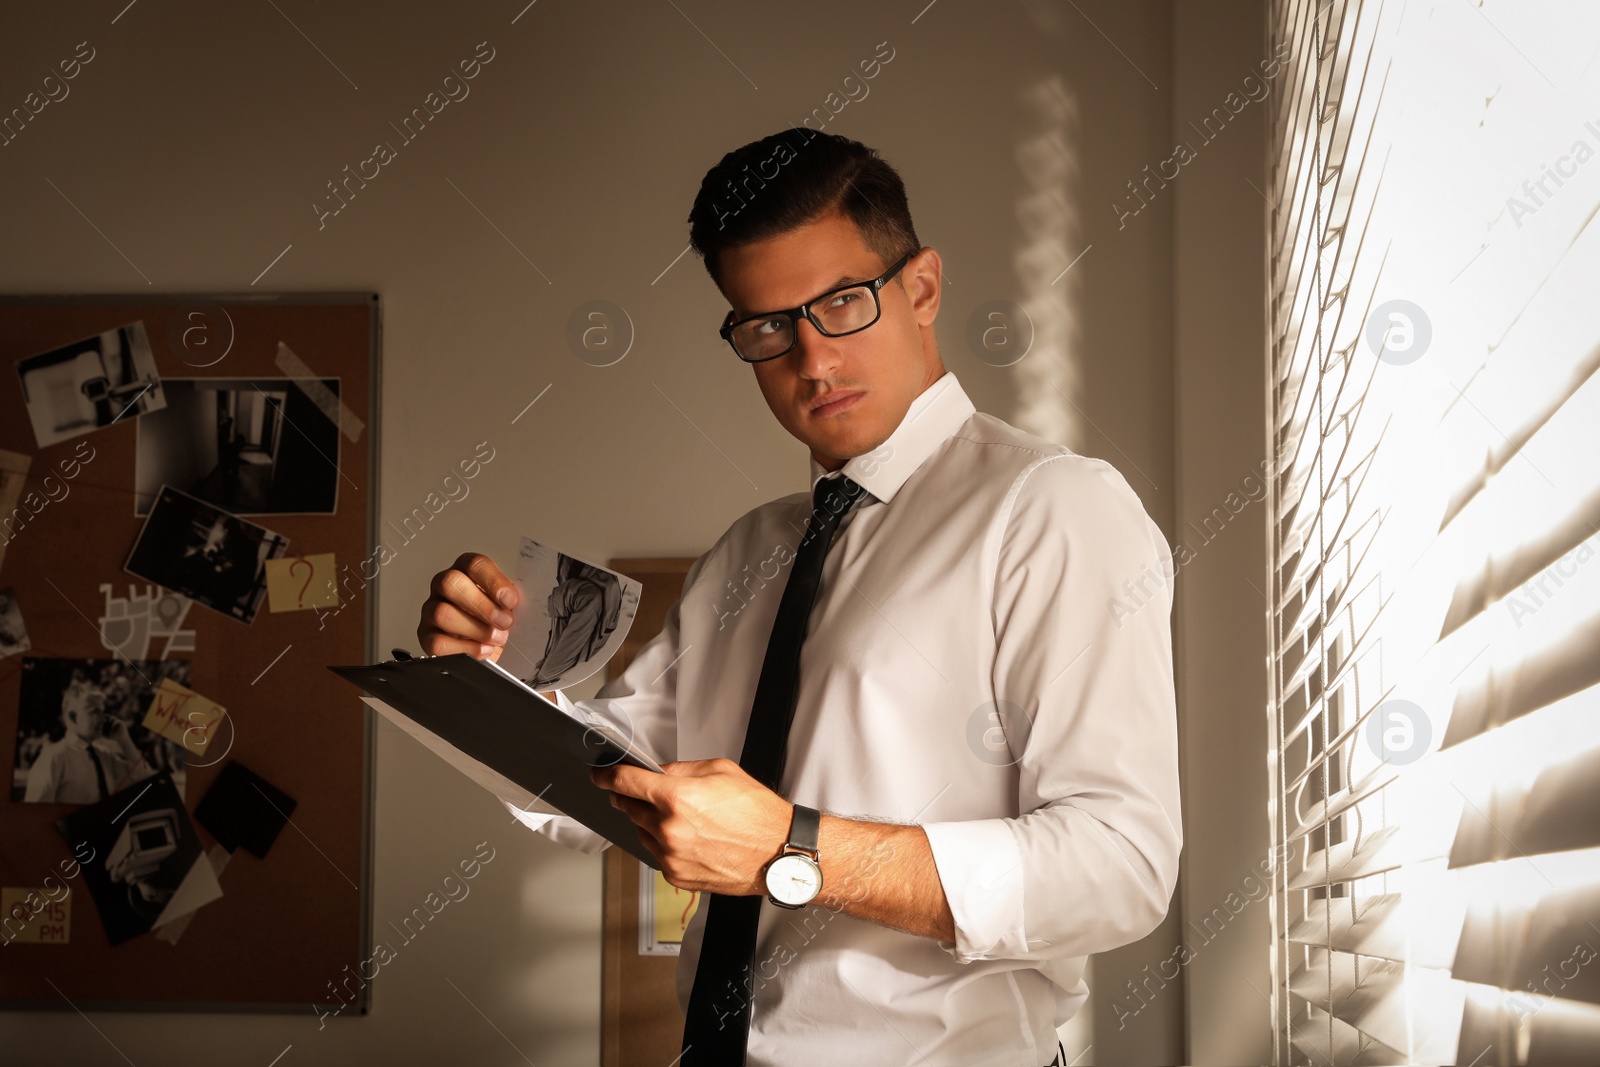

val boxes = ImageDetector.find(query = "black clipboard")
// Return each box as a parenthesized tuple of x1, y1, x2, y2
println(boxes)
(330, 653, 664, 867)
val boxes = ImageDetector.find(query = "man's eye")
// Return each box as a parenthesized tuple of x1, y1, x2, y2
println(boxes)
(827, 291, 862, 309)
(754, 318, 788, 336)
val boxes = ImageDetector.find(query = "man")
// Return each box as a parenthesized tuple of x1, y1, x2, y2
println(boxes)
(24, 679, 155, 804)
(418, 130, 1180, 1066)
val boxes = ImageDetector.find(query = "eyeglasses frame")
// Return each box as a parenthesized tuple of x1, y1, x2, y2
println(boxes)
(718, 249, 919, 364)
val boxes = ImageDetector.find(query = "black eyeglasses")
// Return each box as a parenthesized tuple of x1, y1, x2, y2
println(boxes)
(718, 250, 917, 363)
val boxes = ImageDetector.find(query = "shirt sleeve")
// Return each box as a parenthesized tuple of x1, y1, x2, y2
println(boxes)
(921, 454, 1183, 963)
(23, 745, 62, 803)
(500, 547, 714, 852)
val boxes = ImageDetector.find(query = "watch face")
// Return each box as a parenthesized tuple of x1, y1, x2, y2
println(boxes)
(765, 854, 822, 907)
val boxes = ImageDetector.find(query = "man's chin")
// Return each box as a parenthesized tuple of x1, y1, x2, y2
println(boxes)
(804, 437, 877, 470)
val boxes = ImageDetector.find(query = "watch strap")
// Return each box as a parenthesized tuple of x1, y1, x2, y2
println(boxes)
(787, 803, 820, 854)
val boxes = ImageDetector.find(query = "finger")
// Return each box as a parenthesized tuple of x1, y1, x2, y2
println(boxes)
(454, 552, 520, 614)
(605, 764, 658, 802)
(660, 758, 727, 778)
(634, 825, 666, 867)
(427, 565, 496, 622)
(425, 597, 506, 646)
(430, 565, 514, 631)
(612, 793, 662, 836)
(417, 627, 503, 660)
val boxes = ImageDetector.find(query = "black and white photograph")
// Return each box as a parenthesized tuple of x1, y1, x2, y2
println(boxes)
(0, 447, 27, 578)
(500, 537, 641, 691)
(134, 377, 342, 517)
(11, 657, 191, 804)
(16, 320, 166, 449)
(55, 770, 222, 946)
(0, 587, 29, 658)
(125, 485, 289, 625)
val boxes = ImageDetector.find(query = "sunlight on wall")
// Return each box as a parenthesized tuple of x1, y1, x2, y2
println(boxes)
(1012, 74, 1085, 448)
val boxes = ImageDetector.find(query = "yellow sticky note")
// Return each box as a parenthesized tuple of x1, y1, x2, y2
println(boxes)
(143, 677, 227, 756)
(653, 869, 700, 945)
(1, 887, 71, 944)
(265, 553, 340, 612)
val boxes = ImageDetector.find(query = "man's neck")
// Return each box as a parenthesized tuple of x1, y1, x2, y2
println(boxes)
(811, 362, 949, 474)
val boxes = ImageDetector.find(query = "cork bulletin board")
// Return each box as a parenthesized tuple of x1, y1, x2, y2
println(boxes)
(0, 293, 378, 1012)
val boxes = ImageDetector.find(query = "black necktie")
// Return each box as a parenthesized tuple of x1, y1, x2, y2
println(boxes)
(680, 473, 866, 1066)
(85, 744, 110, 802)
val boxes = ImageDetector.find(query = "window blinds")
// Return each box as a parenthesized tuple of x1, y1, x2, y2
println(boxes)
(1264, 1, 1600, 1064)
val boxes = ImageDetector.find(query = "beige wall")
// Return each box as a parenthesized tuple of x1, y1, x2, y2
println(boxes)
(0, 2, 1267, 1062)
(1170, 4, 1272, 1063)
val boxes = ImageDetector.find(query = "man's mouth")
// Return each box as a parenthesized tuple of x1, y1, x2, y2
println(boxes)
(809, 391, 863, 417)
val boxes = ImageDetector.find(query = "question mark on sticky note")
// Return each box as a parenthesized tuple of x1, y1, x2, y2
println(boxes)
(288, 557, 314, 608)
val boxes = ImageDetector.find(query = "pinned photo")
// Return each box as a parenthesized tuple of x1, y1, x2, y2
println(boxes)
(11, 657, 191, 804)
(0, 448, 32, 577)
(134, 377, 342, 517)
(125, 485, 289, 624)
(0, 587, 29, 658)
(499, 537, 642, 691)
(16, 320, 166, 448)
(195, 759, 296, 859)
(55, 771, 223, 946)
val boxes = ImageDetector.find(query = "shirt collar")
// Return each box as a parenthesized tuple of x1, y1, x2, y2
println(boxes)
(807, 371, 976, 505)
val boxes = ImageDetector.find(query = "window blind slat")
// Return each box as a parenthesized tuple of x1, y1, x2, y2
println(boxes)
(1287, 824, 1413, 891)
(1289, 948, 1464, 1063)
(1289, 760, 1398, 840)
(1439, 344, 1600, 531)
(1452, 883, 1600, 1007)
(1456, 986, 1600, 1067)
(1285, 893, 1461, 968)
(1290, 1005, 1404, 1066)
(1439, 487, 1600, 640)
(1442, 617, 1600, 748)
(1449, 745, 1600, 868)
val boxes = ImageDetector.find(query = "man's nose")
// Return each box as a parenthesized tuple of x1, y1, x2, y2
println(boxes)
(790, 317, 842, 378)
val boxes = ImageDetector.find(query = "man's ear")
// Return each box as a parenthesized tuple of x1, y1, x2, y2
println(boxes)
(907, 248, 942, 327)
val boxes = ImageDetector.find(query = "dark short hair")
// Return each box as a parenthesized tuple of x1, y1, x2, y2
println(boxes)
(687, 129, 921, 292)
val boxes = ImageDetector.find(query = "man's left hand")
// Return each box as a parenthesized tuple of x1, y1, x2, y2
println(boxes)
(590, 758, 791, 896)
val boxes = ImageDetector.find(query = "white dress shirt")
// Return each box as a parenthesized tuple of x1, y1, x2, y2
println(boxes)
(24, 732, 151, 804)
(504, 372, 1181, 1066)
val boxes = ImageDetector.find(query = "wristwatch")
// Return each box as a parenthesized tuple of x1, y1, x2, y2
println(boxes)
(763, 804, 823, 910)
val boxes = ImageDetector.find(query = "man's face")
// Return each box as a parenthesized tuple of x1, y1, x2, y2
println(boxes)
(718, 209, 944, 471)
(63, 687, 106, 740)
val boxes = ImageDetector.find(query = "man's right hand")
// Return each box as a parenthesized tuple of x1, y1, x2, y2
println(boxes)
(418, 552, 521, 661)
